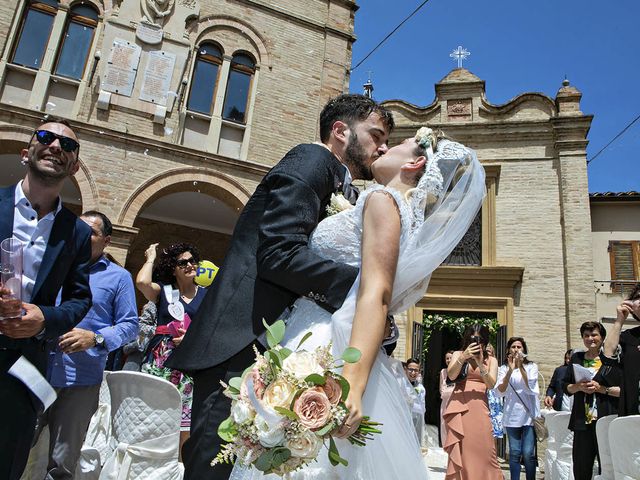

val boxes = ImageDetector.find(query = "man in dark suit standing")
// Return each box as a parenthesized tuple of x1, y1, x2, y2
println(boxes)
(166, 94, 394, 478)
(0, 118, 92, 480)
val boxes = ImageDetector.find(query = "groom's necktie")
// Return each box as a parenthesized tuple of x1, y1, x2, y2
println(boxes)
(342, 183, 359, 205)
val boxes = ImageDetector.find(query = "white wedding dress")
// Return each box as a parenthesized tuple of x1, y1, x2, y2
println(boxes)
(230, 185, 429, 480)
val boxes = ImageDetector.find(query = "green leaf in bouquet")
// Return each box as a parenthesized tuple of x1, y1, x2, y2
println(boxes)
(274, 406, 299, 420)
(334, 374, 350, 401)
(315, 421, 335, 436)
(254, 450, 274, 472)
(296, 331, 313, 350)
(341, 347, 361, 363)
(328, 437, 348, 467)
(304, 373, 326, 385)
(228, 376, 243, 393)
(289, 388, 305, 410)
(279, 347, 292, 360)
(217, 416, 237, 442)
(262, 318, 286, 348)
(270, 446, 291, 469)
(266, 349, 282, 368)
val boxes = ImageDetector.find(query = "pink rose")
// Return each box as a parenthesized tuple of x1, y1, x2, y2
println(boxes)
(293, 387, 332, 430)
(322, 375, 342, 405)
(240, 367, 266, 400)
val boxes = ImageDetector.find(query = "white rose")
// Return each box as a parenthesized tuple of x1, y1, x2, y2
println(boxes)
(331, 193, 353, 211)
(285, 430, 322, 459)
(282, 351, 324, 380)
(231, 400, 255, 424)
(254, 414, 285, 448)
(261, 378, 297, 409)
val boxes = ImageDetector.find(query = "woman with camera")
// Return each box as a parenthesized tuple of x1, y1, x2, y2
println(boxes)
(443, 325, 503, 479)
(496, 337, 539, 480)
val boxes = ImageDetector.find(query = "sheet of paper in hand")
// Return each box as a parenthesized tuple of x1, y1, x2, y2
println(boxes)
(8, 356, 57, 410)
(572, 363, 595, 383)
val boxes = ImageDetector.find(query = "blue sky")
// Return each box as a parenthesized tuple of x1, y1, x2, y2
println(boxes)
(348, 0, 639, 193)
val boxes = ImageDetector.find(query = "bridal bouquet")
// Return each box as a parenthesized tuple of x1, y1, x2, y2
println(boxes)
(212, 320, 382, 475)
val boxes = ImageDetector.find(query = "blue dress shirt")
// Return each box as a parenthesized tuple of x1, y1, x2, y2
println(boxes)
(47, 256, 139, 387)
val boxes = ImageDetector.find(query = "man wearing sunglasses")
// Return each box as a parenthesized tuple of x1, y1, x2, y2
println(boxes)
(0, 117, 93, 480)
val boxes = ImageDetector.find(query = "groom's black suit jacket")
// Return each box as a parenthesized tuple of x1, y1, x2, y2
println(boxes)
(166, 144, 359, 373)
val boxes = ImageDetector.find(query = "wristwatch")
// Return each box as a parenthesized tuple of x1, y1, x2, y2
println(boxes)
(93, 332, 105, 347)
(604, 386, 611, 395)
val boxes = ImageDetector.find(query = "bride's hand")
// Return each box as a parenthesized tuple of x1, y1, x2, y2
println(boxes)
(335, 392, 363, 439)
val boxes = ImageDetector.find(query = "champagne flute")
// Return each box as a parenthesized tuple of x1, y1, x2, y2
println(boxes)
(0, 238, 23, 320)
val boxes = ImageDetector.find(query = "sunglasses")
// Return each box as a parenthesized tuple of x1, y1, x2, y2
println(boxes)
(176, 258, 198, 268)
(33, 130, 80, 153)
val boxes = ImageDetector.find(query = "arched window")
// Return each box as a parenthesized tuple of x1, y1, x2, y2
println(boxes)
(187, 43, 223, 115)
(222, 53, 255, 124)
(54, 4, 99, 80)
(11, 0, 59, 69)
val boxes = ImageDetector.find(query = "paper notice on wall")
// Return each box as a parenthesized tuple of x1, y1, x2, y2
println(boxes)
(139, 50, 176, 106)
(102, 38, 142, 97)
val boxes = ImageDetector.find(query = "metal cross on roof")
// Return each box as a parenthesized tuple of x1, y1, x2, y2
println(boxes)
(450, 45, 471, 68)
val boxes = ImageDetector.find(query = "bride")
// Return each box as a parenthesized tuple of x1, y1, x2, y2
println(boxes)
(230, 127, 485, 479)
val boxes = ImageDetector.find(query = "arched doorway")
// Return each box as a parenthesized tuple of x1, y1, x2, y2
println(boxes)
(119, 171, 249, 307)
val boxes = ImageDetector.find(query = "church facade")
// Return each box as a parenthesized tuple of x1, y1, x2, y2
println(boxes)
(386, 69, 594, 402)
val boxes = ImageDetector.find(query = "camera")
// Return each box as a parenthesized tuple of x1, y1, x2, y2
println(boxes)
(471, 335, 481, 345)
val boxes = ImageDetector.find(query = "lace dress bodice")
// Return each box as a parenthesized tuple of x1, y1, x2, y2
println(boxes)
(309, 184, 413, 266)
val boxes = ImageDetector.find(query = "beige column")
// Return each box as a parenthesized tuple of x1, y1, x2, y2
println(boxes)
(206, 55, 232, 153)
(482, 166, 500, 266)
(239, 67, 259, 160)
(552, 80, 595, 348)
(107, 224, 139, 266)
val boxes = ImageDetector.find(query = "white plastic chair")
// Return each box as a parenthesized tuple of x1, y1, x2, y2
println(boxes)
(544, 410, 574, 480)
(594, 414, 617, 480)
(609, 415, 640, 480)
(73, 371, 113, 480)
(99, 371, 184, 480)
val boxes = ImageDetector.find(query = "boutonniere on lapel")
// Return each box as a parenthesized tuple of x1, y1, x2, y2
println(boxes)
(326, 193, 354, 217)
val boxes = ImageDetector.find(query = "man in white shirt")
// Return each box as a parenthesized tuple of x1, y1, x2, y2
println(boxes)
(0, 117, 92, 480)
(406, 358, 427, 446)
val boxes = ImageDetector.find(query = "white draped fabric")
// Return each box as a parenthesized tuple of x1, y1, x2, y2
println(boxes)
(542, 410, 574, 480)
(594, 414, 617, 480)
(609, 415, 640, 480)
(99, 372, 183, 480)
(75, 372, 113, 479)
(100, 434, 183, 480)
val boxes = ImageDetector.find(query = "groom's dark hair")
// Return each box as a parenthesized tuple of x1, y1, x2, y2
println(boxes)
(319, 94, 394, 142)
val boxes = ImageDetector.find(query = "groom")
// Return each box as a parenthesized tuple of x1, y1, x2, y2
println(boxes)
(166, 93, 394, 478)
